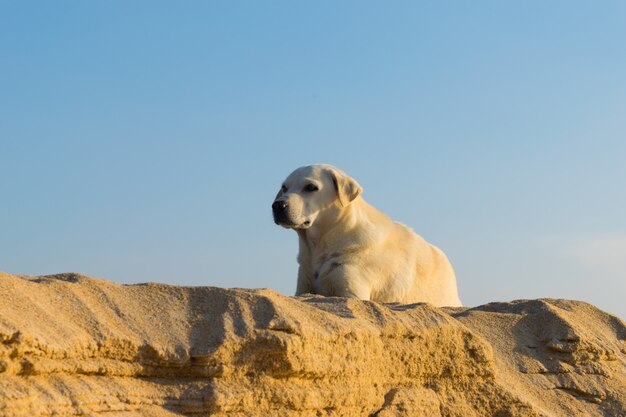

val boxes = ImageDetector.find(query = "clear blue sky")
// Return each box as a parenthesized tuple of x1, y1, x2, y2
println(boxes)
(2, 2, 625, 319)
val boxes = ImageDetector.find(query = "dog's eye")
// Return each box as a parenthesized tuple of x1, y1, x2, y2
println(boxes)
(281, 185, 288, 193)
(304, 183, 319, 192)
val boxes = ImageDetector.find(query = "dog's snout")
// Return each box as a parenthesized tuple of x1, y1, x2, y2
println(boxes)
(272, 200, 287, 212)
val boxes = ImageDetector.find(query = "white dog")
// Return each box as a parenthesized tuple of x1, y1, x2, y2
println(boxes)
(272, 164, 462, 307)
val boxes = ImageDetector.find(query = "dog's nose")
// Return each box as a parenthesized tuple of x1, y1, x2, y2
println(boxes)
(272, 200, 287, 212)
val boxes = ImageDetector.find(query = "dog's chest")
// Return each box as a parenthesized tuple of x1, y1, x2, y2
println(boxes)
(307, 252, 344, 292)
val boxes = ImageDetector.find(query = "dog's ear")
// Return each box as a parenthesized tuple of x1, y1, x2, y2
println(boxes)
(330, 168, 362, 207)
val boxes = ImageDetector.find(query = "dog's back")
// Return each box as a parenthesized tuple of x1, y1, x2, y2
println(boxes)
(359, 201, 462, 306)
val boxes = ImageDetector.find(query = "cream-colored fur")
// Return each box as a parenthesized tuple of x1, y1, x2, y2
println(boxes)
(273, 164, 462, 307)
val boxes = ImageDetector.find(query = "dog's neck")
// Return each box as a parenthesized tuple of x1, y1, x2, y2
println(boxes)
(296, 198, 366, 255)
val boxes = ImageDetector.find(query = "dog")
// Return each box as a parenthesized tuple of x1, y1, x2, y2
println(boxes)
(272, 164, 462, 306)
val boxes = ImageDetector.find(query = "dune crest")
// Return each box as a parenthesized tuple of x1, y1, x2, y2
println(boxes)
(0, 272, 624, 416)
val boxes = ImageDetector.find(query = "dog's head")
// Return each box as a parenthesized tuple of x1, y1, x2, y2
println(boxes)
(272, 164, 362, 229)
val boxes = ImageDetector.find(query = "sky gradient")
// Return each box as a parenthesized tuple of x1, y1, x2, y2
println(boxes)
(2, 1, 625, 318)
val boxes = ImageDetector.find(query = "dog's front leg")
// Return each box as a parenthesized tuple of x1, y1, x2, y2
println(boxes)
(316, 264, 371, 300)
(295, 264, 315, 295)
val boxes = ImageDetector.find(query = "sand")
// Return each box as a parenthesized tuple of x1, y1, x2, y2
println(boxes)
(0, 271, 624, 416)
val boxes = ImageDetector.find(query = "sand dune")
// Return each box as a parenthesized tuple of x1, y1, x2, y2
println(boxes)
(0, 271, 624, 416)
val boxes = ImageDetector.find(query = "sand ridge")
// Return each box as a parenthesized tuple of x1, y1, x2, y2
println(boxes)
(0, 271, 624, 416)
